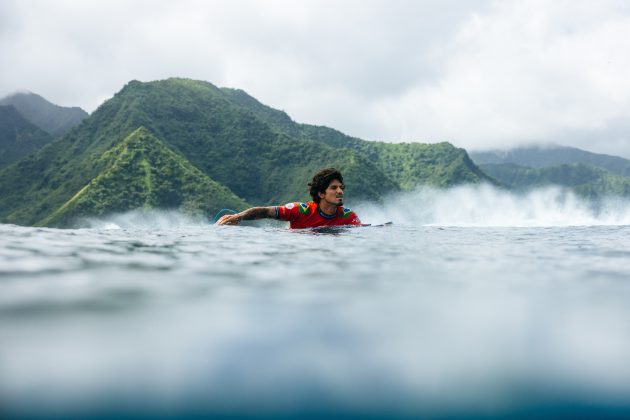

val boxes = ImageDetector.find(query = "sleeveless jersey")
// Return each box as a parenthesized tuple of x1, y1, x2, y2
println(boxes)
(276, 201, 362, 229)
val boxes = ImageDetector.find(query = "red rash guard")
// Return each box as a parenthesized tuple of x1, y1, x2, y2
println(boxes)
(276, 202, 362, 229)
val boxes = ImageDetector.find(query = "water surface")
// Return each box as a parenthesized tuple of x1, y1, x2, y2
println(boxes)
(2, 213, 630, 417)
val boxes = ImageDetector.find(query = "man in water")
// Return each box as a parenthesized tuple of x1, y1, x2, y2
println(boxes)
(215, 168, 362, 229)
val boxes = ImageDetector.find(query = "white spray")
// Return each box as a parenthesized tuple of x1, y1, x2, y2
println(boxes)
(357, 184, 630, 227)
(79, 209, 209, 230)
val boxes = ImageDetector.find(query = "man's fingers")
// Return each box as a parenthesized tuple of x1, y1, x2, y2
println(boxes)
(215, 215, 229, 225)
(215, 214, 239, 225)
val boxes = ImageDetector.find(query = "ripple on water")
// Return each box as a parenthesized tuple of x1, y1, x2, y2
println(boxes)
(2, 224, 630, 417)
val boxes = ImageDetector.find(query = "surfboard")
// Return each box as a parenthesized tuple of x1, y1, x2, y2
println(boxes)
(309, 222, 393, 234)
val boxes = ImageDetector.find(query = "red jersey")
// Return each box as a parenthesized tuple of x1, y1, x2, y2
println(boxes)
(276, 201, 362, 229)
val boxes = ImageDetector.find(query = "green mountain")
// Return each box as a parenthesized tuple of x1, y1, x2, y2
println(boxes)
(480, 162, 630, 198)
(0, 105, 53, 169)
(470, 145, 630, 177)
(38, 127, 249, 227)
(0, 78, 490, 227)
(220, 86, 494, 189)
(0, 92, 88, 137)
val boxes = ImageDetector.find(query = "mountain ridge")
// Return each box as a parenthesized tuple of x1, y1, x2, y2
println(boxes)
(480, 162, 630, 199)
(0, 105, 53, 170)
(0, 91, 88, 137)
(470, 145, 630, 177)
(0, 78, 497, 227)
(38, 127, 249, 227)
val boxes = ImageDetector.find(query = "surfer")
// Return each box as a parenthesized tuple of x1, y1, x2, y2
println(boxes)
(215, 168, 362, 229)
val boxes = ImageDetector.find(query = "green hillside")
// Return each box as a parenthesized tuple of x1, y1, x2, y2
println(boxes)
(470, 145, 630, 177)
(85, 78, 406, 204)
(0, 92, 88, 137)
(356, 141, 493, 189)
(480, 162, 630, 198)
(0, 78, 490, 227)
(38, 128, 248, 227)
(220, 87, 494, 189)
(0, 105, 53, 169)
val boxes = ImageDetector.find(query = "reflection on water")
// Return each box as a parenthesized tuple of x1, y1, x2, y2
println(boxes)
(2, 205, 630, 417)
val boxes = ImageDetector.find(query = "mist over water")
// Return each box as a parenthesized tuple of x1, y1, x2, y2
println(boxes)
(358, 184, 630, 227)
(2, 187, 630, 418)
(76, 185, 630, 230)
(80, 209, 211, 230)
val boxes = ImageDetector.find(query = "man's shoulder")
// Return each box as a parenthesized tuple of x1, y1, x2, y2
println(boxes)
(282, 201, 316, 215)
(337, 206, 361, 225)
(338, 206, 356, 218)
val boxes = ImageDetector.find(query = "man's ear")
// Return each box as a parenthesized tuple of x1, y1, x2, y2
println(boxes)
(318, 191, 325, 199)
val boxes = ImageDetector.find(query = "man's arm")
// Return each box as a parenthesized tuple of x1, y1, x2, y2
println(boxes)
(215, 206, 277, 225)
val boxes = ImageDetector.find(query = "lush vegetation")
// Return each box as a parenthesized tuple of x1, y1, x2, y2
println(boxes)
(39, 128, 249, 227)
(0, 105, 53, 169)
(220, 86, 494, 190)
(474, 146, 630, 199)
(0, 78, 492, 227)
(0, 92, 88, 137)
(480, 163, 630, 198)
(470, 145, 630, 177)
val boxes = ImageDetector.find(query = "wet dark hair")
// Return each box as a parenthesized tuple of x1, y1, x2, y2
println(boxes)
(309, 168, 343, 203)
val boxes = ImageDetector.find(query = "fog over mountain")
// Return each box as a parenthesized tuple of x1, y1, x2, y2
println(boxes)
(469, 145, 630, 176)
(0, 91, 88, 136)
(0, 104, 53, 169)
(2, 1, 630, 156)
(0, 78, 487, 227)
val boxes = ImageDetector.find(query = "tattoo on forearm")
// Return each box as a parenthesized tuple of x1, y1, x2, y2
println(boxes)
(240, 207, 274, 220)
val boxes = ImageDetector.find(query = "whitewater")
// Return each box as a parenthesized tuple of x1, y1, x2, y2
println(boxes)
(2, 185, 630, 418)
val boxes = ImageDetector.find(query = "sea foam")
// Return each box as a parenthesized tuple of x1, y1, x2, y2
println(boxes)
(357, 184, 630, 227)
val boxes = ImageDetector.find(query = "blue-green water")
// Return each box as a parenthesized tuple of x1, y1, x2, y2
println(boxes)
(2, 188, 630, 418)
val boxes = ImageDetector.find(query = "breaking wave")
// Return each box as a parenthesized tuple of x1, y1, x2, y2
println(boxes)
(76, 185, 630, 230)
(78, 209, 210, 230)
(357, 184, 630, 227)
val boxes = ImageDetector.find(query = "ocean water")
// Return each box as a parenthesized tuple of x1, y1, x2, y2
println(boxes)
(2, 186, 630, 418)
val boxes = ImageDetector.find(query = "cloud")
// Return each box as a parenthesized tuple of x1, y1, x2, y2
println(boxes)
(374, 1, 630, 153)
(2, 0, 630, 156)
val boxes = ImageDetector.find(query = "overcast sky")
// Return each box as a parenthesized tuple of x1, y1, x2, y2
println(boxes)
(2, 0, 630, 156)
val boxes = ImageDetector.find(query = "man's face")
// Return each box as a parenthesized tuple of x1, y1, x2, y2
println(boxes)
(319, 179, 344, 206)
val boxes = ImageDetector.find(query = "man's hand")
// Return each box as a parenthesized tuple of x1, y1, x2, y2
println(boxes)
(214, 207, 276, 225)
(215, 213, 242, 225)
